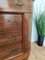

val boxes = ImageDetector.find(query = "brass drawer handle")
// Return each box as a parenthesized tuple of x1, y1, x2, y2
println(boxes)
(8, 35, 16, 40)
(10, 48, 20, 52)
(8, 48, 20, 56)
(14, 0, 24, 6)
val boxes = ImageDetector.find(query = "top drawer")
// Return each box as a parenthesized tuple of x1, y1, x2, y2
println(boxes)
(0, 0, 32, 12)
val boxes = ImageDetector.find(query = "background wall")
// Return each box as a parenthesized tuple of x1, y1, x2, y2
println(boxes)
(31, 0, 45, 46)
(0, 0, 9, 8)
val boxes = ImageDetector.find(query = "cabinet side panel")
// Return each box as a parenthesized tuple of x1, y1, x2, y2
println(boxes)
(23, 13, 32, 53)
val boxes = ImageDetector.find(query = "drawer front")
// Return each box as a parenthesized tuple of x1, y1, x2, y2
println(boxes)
(0, 14, 22, 45)
(8, 0, 32, 12)
(0, 41, 22, 59)
(0, 0, 32, 12)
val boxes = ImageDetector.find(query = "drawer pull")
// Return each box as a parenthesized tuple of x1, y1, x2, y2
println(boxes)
(14, 0, 24, 6)
(10, 48, 20, 52)
(8, 35, 16, 40)
(8, 48, 20, 56)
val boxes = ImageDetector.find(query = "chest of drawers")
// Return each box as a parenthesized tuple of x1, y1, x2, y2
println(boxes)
(0, 0, 32, 60)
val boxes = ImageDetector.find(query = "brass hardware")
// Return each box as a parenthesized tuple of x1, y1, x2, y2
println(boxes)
(10, 48, 20, 52)
(8, 35, 16, 40)
(8, 48, 20, 56)
(8, 20, 13, 23)
(14, 0, 24, 6)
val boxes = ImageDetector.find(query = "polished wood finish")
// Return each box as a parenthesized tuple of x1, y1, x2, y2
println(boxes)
(0, 0, 32, 60)
(0, 0, 32, 13)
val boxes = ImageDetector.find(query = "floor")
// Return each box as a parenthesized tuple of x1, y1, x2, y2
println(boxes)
(28, 43, 45, 60)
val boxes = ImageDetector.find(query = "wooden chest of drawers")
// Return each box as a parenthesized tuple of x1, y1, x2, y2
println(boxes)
(0, 0, 32, 60)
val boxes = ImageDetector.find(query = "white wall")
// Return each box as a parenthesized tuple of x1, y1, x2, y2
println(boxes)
(0, 0, 9, 8)
(31, 0, 45, 46)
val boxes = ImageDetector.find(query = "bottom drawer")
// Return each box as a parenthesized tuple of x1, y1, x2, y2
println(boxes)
(0, 41, 22, 60)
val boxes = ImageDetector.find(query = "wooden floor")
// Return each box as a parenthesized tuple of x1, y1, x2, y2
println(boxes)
(28, 43, 45, 60)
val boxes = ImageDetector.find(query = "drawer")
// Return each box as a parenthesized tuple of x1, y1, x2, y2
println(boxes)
(0, 0, 32, 12)
(0, 33, 22, 46)
(0, 14, 22, 28)
(8, 0, 32, 12)
(0, 41, 22, 59)
(0, 14, 22, 45)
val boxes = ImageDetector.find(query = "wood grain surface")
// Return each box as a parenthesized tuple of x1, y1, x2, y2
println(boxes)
(0, 0, 32, 13)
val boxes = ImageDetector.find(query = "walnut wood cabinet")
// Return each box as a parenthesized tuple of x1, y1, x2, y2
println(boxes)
(0, 0, 32, 60)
